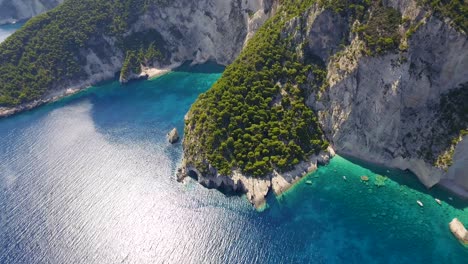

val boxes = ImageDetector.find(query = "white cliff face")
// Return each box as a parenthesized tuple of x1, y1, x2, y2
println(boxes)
(311, 9, 468, 195)
(0, 0, 63, 24)
(442, 137, 468, 196)
(178, 148, 333, 209)
(54, 0, 275, 92)
(131, 0, 274, 66)
(0, 0, 275, 118)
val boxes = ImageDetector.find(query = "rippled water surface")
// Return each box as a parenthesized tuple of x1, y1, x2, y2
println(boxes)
(0, 64, 467, 263)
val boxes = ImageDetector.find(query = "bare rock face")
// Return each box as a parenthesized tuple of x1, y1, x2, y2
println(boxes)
(131, 0, 275, 66)
(305, 4, 468, 197)
(181, 0, 468, 206)
(179, 147, 333, 209)
(167, 128, 179, 144)
(0, 0, 64, 24)
(449, 218, 468, 246)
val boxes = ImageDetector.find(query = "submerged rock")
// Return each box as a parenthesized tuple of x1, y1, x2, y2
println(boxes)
(449, 218, 468, 246)
(167, 128, 179, 144)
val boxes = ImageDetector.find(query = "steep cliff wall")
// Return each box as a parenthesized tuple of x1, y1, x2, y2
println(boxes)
(311, 2, 467, 196)
(0, 0, 63, 24)
(181, 0, 468, 206)
(0, 0, 274, 116)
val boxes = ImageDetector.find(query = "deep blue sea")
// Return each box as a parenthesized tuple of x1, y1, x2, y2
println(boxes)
(0, 64, 467, 264)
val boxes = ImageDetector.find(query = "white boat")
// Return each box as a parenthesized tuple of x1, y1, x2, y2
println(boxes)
(435, 198, 442, 205)
(305, 180, 312, 185)
(417, 200, 424, 207)
(343, 176, 347, 181)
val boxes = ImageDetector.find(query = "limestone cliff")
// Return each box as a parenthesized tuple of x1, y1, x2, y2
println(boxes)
(309, 1, 468, 197)
(0, 0, 275, 117)
(180, 0, 468, 206)
(0, 0, 63, 24)
(275, 0, 468, 198)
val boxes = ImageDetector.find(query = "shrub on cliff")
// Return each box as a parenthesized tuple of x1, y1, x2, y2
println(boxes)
(185, 0, 329, 177)
(0, 0, 169, 106)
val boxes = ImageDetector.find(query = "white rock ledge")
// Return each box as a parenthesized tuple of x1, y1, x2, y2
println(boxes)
(178, 146, 334, 209)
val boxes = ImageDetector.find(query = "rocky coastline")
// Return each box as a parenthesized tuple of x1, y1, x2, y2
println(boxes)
(178, 147, 335, 209)
(0, 88, 80, 119)
(0, 66, 175, 119)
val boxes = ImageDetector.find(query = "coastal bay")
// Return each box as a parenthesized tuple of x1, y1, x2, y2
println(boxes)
(0, 65, 466, 263)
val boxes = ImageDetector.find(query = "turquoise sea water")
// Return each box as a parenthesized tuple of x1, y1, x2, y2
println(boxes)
(0, 64, 467, 263)
(0, 22, 25, 43)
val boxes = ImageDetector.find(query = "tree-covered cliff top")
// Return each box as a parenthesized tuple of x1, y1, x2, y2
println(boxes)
(0, 0, 465, 107)
(183, 0, 467, 178)
(0, 0, 169, 106)
(184, 0, 329, 177)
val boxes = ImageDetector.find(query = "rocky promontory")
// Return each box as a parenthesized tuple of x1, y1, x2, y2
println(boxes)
(181, 0, 468, 207)
(178, 147, 334, 209)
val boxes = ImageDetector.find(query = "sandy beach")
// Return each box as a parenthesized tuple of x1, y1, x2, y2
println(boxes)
(140, 67, 172, 80)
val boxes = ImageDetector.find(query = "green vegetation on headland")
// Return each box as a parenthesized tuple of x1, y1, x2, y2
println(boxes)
(120, 30, 164, 81)
(185, 0, 329, 177)
(320, 0, 403, 55)
(420, 0, 468, 32)
(433, 83, 468, 169)
(0, 0, 167, 106)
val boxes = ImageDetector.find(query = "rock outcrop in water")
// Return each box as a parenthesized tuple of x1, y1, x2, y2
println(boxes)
(178, 147, 334, 208)
(449, 218, 468, 245)
(0, 0, 63, 24)
(167, 128, 179, 144)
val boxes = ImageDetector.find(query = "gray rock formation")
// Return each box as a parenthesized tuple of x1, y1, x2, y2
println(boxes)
(0, 0, 63, 24)
(178, 147, 333, 209)
(441, 136, 468, 197)
(449, 218, 468, 245)
(167, 128, 179, 144)
(310, 9, 468, 197)
(131, 0, 274, 66)
(180, 0, 468, 204)
(0, 0, 275, 118)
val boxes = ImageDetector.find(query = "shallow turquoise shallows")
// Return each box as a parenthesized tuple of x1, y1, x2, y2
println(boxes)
(0, 22, 25, 43)
(0, 63, 467, 263)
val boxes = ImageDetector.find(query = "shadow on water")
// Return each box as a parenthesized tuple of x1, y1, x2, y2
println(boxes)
(173, 61, 225, 73)
(341, 154, 468, 209)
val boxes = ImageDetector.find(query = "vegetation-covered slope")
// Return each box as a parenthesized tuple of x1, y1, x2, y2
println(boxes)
(0, 0, 167, 106)
(185, 0, 330, 177)
(184, 0, 467, 179)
